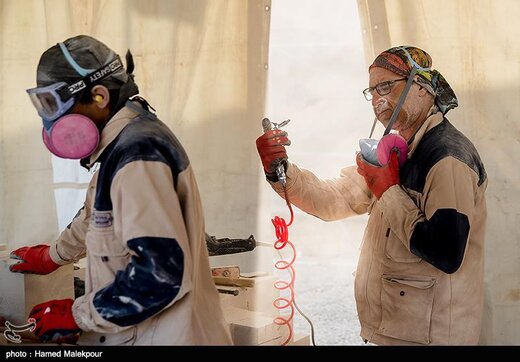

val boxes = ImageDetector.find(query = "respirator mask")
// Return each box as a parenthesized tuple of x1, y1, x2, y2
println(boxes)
(26, 43, 123, 159)
(359, 66, 418, 167)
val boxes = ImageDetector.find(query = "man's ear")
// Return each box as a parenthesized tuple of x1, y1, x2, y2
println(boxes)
(91, 85, 110, 108)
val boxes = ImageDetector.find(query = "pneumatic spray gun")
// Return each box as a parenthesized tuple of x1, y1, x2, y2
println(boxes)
(262, 117, 291, 187)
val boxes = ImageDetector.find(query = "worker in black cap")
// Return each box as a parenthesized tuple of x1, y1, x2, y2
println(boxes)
(10, 35, 232, 345)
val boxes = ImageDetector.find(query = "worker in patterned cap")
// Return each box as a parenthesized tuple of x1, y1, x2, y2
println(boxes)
(9, 35, 232, 345)
(256, 45, 487, 345)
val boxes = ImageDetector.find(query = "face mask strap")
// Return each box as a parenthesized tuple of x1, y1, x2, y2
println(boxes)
(59, 43, 95, 77)
(383, 66, 418, 136)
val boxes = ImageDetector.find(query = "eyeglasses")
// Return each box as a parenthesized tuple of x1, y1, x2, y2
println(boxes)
(362, 78, 407, 101)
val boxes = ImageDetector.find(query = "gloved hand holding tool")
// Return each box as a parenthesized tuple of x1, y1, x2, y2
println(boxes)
(256, 118, 291, 185)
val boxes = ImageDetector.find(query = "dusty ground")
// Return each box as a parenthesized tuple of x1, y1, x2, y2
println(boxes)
(291, 256, 361, 345)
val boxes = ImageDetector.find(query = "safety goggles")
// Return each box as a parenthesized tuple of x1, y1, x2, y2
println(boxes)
(26, 56, 123, 123)
(27, 82, 75, 124)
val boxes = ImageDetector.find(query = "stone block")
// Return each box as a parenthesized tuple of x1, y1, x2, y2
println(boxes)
(0, 257, 74, 325)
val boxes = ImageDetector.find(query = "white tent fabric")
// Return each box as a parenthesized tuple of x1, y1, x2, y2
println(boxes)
(0, 0, 270, 246)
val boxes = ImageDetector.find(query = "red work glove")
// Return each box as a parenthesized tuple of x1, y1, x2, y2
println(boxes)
(256, 129, 291, 181)
(9, 244, 60, 275)
(356, 149, 400, 199)
(29, 299, 81, 343)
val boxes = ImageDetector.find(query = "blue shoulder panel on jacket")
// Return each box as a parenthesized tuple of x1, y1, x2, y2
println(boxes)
(410, 208, 470, 274)
(401, 118, 487, 193)
(93, 236, 184, 327)
(95, 116, 190, 211)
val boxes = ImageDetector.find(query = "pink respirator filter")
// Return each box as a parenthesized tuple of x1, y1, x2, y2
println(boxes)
(42, 114, 100, 159)
(377, 133, 408, 167)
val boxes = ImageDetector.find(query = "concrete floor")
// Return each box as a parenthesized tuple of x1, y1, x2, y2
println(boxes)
(291, 256, 361, 345)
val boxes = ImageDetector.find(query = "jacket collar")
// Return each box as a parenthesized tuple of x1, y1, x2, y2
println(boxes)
(406, 109, 444, 158)
(86, 102, 141, 168)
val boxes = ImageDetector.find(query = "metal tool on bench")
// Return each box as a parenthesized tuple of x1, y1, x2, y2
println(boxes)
(205, 233, 256, 256)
